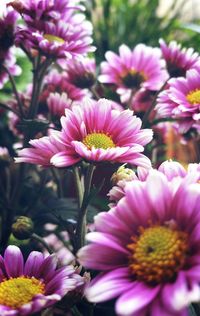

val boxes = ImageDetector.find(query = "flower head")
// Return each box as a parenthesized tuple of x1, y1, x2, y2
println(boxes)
(63, 57, 96, 88)
(16, 99, 153, 168)
(0, 245, 80, 315)
(156, 69, 200, 133)
(78, 170, 200, 316)
(99, 44, 167, 101)
(50, 98, 153, 168)
(159, 39, 200, 78)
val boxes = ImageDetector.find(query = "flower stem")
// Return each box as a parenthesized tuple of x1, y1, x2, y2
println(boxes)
(142, 80, 168, 128)
(31, 233, 53, 254)
(74, 164, 96, 252)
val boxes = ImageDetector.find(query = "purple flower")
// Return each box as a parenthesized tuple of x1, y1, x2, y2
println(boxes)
(99, 44, 168, 103)
(0, 245, 81, 315)
(78, 170, 200, 316)
(62, 56, 96, 88)
(159, 39, 200, 78)
(0, 48, 21, 90)
(156, 69, 200, 133)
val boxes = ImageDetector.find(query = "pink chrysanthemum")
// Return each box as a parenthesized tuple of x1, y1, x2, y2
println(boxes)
(99, 44, 167, 102)
(47, 92, 76, 117)
(0, 48, 21, 90)
(15, 133, 67, 166)
(62, 57, 96, 88)
(41, 69, 88, 103)
(108, 160, 200, 206)
(16, 98, 153, 168)
(9, 0, 84, 30)
(16, 16, 94, 59)
(78, 170, 200, 316)
(0, 245, 81, 315)
(156, 69, 200, 133)
(159, 39, 200, 78)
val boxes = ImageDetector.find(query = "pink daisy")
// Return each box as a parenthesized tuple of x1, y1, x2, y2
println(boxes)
(156, 69, 200, 133)
(50, 98, 153, 168)
(78, 170, 200, 316)
(159, 39, 200, 78)
(16, 98, 153, 168)
(99, 44, 167, 102)
(62, 56, 96, 88)
(47, 92, 76, 117)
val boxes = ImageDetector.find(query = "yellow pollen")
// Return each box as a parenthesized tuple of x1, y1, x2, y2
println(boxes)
(83, 132, 115, 150)
(0, 276, 45, 308)
(128, 225, 188, 284)
(186, 89, 200, 105)
(43, 34, 65, 44)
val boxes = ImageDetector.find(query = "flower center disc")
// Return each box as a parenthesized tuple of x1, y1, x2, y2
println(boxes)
(43, 34, 65, 44)
(128, 225, 188, 284)
(186, 89, 200, 105)
(0, 276, 45, 308)
(83, 132, 115, 149)
(121, 69, 146, 88)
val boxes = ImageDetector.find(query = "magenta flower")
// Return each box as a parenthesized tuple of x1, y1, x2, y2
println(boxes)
(16, 99, 152, 168)
(15, 134, 68, 166)
(41, 69, 87, 102)
(50, 98, 153, 168)
(156, 69, 200, 133)
(78, 170, 200, 316)
(63, 57, 96, 88)
(0, 48, 21, 90)
(99, 44, 167, 102)
(10, 0, 84, 30)
(159, 39, 200, 77)
(0, 245, 80, 315)
(47, 92, 76, 117)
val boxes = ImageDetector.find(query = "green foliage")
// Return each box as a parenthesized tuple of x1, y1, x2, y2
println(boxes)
(86, 0, 200, 62)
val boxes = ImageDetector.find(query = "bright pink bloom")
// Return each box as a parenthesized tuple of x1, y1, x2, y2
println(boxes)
(47, 92, 76, 117)
(78, 170, 200, 316)
(159, 39, 200, 77)
(16, 99, 152, 168)
(50, 98, 153, 168)
(99, 44, 168, 103)
(156, 69, 200, 133)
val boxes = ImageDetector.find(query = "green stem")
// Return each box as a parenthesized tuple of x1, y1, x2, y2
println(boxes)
(74, 164, 96, 252)
(142, 80, 168, 128)
(73, 166, 84, 208)
(31, 233, 53, 254)
(51, 168, 63, 198)
(0, 103, 19, 115)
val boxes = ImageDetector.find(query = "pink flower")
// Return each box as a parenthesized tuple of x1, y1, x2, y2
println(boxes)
(159, 39, 200, 77)
(156, 69, 200, 133)
(99, 44, 168, 103)
(62, 56, 96, 88)
(78, 170, 200, 316)
(16, 98, 153, 168)
(47, 92, 76, 117)
(15, 134, 69, 166)
(50, 98, 153, 168)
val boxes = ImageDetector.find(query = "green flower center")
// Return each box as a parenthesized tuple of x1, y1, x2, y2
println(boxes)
(43, 34, 65, 44)
(186, 89, 200, 105)
(0, 276, 45, 308)
(128, 225, 188, 284)
(83, 132, 115, 149)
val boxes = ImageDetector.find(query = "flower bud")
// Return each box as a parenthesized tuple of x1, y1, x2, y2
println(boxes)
(12, 216, 34, 240)
(111, 164, 137, 185)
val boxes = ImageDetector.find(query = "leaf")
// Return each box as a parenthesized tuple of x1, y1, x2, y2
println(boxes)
(182, 23, 200, 34)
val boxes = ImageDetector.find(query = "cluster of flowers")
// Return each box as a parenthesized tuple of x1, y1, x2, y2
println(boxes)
(0, 0, 200, 315)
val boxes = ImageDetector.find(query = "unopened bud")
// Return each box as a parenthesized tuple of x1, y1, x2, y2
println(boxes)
(12, 216, 34, 240)
(111, 164, 137, 185)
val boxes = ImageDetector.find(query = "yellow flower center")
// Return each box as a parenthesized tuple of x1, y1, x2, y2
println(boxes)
(128, 225, 188, 284)
(121, 69, 147, 88)
(186, 89, 200, 105)
(43, 34, 65, 44)
(83, 132, 115, 150)
(0, 276, 45, 308)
